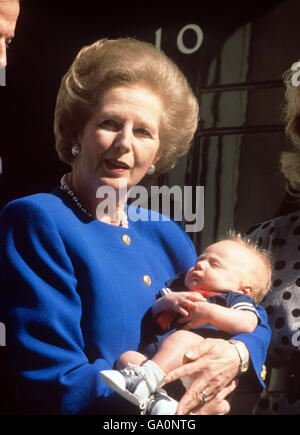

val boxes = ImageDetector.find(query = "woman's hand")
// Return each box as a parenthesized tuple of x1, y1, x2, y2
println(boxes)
(163, 338, 244, 415)
(188, 379, 238, 415)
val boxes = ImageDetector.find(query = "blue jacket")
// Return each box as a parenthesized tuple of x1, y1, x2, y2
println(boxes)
(0, 188, 271, 414)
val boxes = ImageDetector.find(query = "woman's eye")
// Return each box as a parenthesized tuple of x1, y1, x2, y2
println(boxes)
(135, 128, 151, 137)
(99, 119, 119, 131)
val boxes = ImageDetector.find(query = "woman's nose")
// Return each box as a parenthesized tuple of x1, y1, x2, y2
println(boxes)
(114, 127, 132, 153)
(0, 38, 7, 67)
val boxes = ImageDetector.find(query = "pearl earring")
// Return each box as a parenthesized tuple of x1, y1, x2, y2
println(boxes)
(71, 144, 81, 157)
(147, 164, 155, 175)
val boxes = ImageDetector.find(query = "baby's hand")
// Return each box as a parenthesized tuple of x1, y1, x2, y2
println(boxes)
(177, 300, 212, 329)
(153, 292, 206, 318)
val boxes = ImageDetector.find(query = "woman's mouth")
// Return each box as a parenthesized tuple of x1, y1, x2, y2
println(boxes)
(104, 159, 130, 172)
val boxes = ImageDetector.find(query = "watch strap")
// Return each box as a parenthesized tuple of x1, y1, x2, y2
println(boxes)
(229, 339, 249, 375)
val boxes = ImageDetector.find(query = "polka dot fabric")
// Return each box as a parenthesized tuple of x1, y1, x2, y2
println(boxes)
(247, 211, 300, 414)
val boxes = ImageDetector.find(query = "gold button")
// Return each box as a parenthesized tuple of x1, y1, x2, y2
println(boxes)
(122, 234, 131, 246)
(143, 275, 151, 286)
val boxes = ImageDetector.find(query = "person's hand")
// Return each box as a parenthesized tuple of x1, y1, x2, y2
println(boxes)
(188, 379, 238, 415)
(177, 300, 212, 329)
(152, 292, 206, 318)
(163, 338, 244, 415)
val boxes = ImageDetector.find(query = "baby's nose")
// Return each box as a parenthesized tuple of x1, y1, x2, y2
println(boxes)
(195, 259, 205, 270)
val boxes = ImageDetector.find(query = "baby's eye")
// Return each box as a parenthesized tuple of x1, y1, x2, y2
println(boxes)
(210, 260, 221, 268)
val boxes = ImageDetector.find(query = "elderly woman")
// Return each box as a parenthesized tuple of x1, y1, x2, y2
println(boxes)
(247, 62, 300, 415)
(0, 38, 270, 415)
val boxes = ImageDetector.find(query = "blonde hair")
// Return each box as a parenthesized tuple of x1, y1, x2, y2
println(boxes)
(54, 38, 199, 177)
(280, 62, 300, 196)
(222, 231, 272, 304)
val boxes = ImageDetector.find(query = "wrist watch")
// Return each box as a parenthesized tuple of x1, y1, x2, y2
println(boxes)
(229, 340, 249, 375)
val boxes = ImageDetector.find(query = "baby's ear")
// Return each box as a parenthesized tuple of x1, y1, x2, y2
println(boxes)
(241, 286, 252, 296)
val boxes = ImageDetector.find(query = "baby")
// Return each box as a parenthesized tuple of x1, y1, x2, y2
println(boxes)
(101, 234, 272, 415)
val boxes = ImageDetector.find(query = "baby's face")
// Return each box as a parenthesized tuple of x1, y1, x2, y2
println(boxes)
(185, 240, 255, 293)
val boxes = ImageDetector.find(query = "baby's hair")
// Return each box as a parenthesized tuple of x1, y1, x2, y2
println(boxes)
(221, 230, 272, 303)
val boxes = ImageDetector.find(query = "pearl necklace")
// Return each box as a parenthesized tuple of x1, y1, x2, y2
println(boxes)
(60, 174, 128, 228)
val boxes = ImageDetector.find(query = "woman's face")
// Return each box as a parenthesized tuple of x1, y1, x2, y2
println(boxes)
(73, 84, 162, 192)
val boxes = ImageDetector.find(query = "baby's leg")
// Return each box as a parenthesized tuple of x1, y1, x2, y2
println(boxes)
(152, 329, 204, 374)
(116, 350, 148, 370)
(101, 332, 201, 413)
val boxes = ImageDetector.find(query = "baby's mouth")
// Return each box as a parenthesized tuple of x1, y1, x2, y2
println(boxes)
(191, 270, 202, 278)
